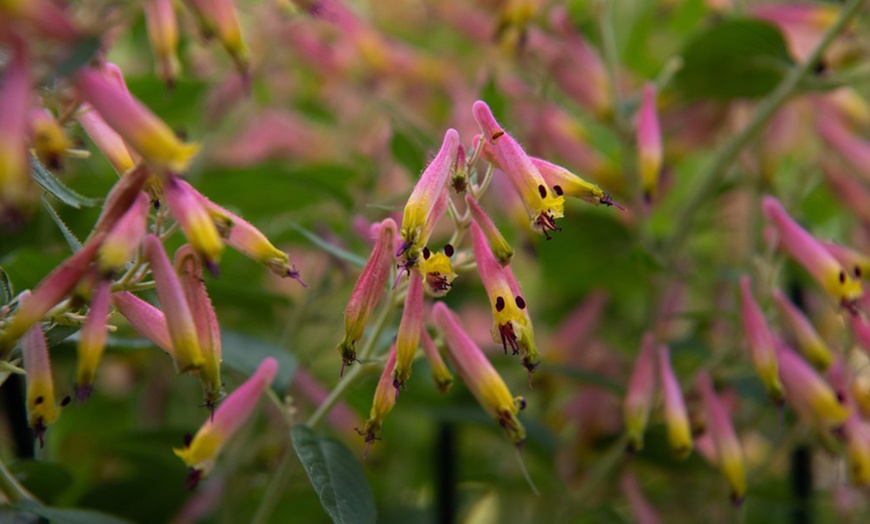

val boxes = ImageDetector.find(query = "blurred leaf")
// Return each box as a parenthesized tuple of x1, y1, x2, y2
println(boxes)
(539, 364, 624, 394)
(0, 266, 12, 305)
(221, 330, 296, 391)
(42, 196, 82, 252)
(30, 156, 100, 209)
(390, 131, 425, 175)
(291, 425, 377, 524)
(51, 36, 102, 80)
(44, 324, 79, 347)
(675, 19, 792, 100)
(286, 223, 366, 268)
(16, 500, 133, 524)
(9, 460, 73, 504)
(123, 77, 208, 130)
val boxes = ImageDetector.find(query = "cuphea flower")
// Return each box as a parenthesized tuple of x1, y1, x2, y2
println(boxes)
(624, 333, 657, 452)
(822, 242, 869, 282)
(637, 84, 663, 202)
(144, 0, 181, 87)
(472, 100, 564, 238)
(98, 192, 150, 277)
(776, 342, 848, 430)
(658, 345, 692, 459)
(771, 288, 833, 371)
(763, 196, 862, 309)
(432, 302, 526, 445)
(185, 0, 251, 80)
(420, 328, 453, 393)
(359, 344, 398, 447)
(465, 193, 513, 267)
(174, 357, 278, 486)
(75, 64, 137, 176)
(0, 41, 31, 211)
(112, 291, 173, 355)
(75, 280, 111, 401)
(696, 371, 746, 505)
(338, 218, 396, 372)
(163, 176, 225, 273)
(392, 273, 423, 390)
(532, 157, 622, 209)
(739, 275, 784, 402)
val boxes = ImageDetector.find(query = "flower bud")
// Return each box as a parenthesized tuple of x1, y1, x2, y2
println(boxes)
(772, 289, 833, 371)
(624, 333, 657, 451)
(637, 84, 663, 202)
(777, 342, 848, 430)
(420, 328, 452, 393)
(75, 280, 111, 401)
(658, 345, 692, 458)
(359, 344, 398, 445)
(465, 194, 513, 266)
(145, 0, 182, 87)
(739, 276, 784, 402)
(0, 41, 31, 211)
(97, 193, 149, 277)
(696, 371, 746, 504)
(392, 273, 423, 390)
(112, 291, 173, 356)
(163, 176, 224, 272)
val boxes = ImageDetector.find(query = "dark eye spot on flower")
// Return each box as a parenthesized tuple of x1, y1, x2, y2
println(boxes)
(839, 270, 846, 284)
(496, 296, 505, 312)
(538, 185, 547, 198)
(184, 433, 193, 448)
(553, 185, 563, 196)
(515, 296, 525, 309)
(856, 266, 862, 278)
(153, 199, 161, 210)
(422, 247, 431, 260)
(444, 243, 454, 257)
(516, 397, 527, 410)
(35, 396, 44, 405)
(492, 130, 504, 141)
(60, 396, 71, 407)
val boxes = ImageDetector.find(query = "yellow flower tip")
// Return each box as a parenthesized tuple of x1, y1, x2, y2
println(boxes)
(391, 364, 412, 391)
(174, 348, 206, 375)
(532, 192, 565, 239)
(164, 140, 200, 173)
(337, 337, 358, 374)
(497, 408, 527, 446)
(173, 429, 220, 473)
(418, 251, 456, 297)
(433, 373, 453, 394)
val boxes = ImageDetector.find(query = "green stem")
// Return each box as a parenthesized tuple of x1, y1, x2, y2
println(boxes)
(0, 457, 36, 505)
(664, 0, 865, 258)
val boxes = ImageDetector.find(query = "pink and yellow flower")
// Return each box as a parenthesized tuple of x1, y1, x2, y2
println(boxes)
(739, 275, 784, 402)
(145, 0, 182, 87)
(637, 84, 663, 202)
(624, 333, 657, 451)
(696, 371, 746, 504)
(75, 280, 111, 401)
(392, 273, 423, 390)
(658, 345, 692, 458)
(772, 288, 833, 371)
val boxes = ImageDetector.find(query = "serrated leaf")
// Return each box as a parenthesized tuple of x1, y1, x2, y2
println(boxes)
(51, 36, 102, 80)
(42, 196, 82, 252)
(30, 156, 100, 209)
(291, 426, 377, 524)
(286, 223, 366, 268)
(675, 19, 793, 100)
(0, 266, 13, 305)
(16, 500, 133, 524)
(220, 330, 296, 391)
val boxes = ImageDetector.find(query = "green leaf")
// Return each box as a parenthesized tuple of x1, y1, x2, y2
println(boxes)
(51, 36, 102, 80)
(285, 223, 366, 268)
(30, 156, 100, 209)
(675, 19, 793, 100)
(291, 425, 377, 524)
(44, 324, 80, 347)
(9, 460, 73, 504)
(41, 196, 82, 252)
(0, 266, 13, 305)
(16, 500, 133, 524)
(390, 131, 426, 175)
(220, 330, 296, 391)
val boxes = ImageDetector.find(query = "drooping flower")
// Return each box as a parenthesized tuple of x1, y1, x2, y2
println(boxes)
(637, 84, 663, 202)
(162, 175, 225, 273)
(624, 333, 657, 452)
(175, 244, 224, 409)
(192, 190, 304, 283)
(91, 164, 151, 237)
(112, 291, 173, 356)
(619, 472, 663, 524)
(696, 371, 746, 505)
(97, 192, 150, 277)
(29, 107, 73, 169)
(420, 328, 453, 393)
(416, 242, 457, 298)
(763, 196, 862, 308)
(771, 288, 833, 371)
(76, 64, 137, 176)
(470, 221, 539, 374)
(465, 193, 513, 267)
(337, 218, 397, 372)
(73, 66, 199, 173)
(739, 275, 784, 402)
(0, 0, 79, 41)
(432, 302, 526, 445)
(75, 280, 111, 401)
(19, 291, 66, 447)
(174, 357, 278, 485)
(0, 41, 31, 211)
(532, 157, 622, 209)
(822, 242, 870, 282)
(143, 235, 204, 373)
(358, 344, 398, 446)
(144, 0, 182, 87)
(776, 342, 848, 430)
(398, 128, 460, 264)
(658, 345, 692, 458)
(392, 273, 423, 390)
(472, 100, 564, 238)
(184, 0, 251, 80)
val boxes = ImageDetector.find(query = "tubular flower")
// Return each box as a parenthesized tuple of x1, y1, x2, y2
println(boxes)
(174, 357, 277, 485)
(451, 144, 469, 194)
(637, 84, 663, 202)
(502, 264, 541, 374)
(763, 196, 862, 308)
(19, 292, 65, 447)
(176, 245, 224, 409)
(845, 414, 870, 487)
(75, 280, 111, 401)
(162, 176, 225, 273)
(772, 289, 833, 371)
(624, 333, 657, 452)
(193, 190, 304, 284)
(0, 236, 104, 355)
(420, 328, 453, 393)
(822, 161, 870, 225)
(97, 192, 149, 277)
(398, 128, 460, 265)
(338, 218, 397, 372)
(0, 0, 78, 40)
(532, 157, 622, 209)
(145, 0, 182, 87)
(465, 193, 513, 267)
(29, 107, 73, 168)
(112, 291, 173, 356)
(73, 66, 199, 173)
(472, 101, 564, 238)
(777, 343, 848, 430)
(0, 42, 31, 210)
(393, 273, 423, 390)
(416, 243, 457, 298)
(76, 64, 137, 176)
(91, 165, 151, 237)
(818, 116, 870, 183)
(739, 276, 784, 402)
(359, 344, 398, 446)
(432, 302, 526, 445)
(658, 345, 692, 459)
(696, 371, 746, 505)
(822, 242, 870, 282)
(184, 0, 251, 79)
(470, 222, 538, 373)
(143, 235, 204, 373)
